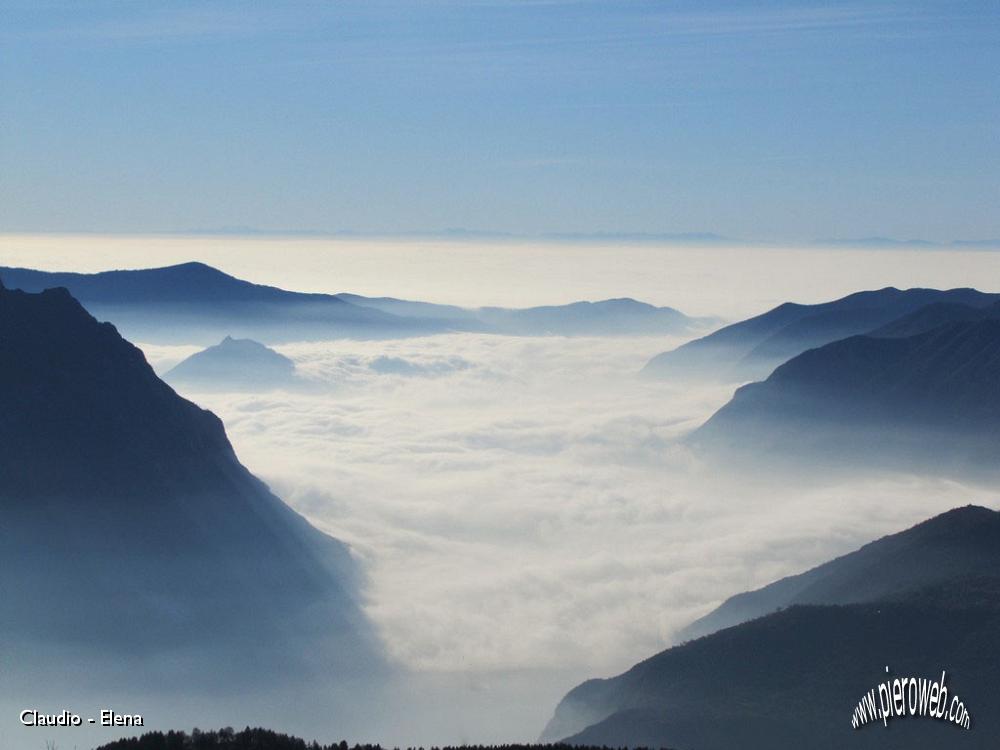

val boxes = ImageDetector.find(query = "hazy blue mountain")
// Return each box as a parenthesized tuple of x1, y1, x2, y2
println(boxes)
(543, 507, 1000, 750)
(347, 293, 707, 335)
(0, 280, 382, 684)
(477, 298, 703, 336)
(164, 336, 297, 391)
(337, 292, 479, 324)
(680, 506, 1000, 640)
(693, 318, 1000, 473)
(643, 287, 1000, 381)
(0, 262, 430, 344)
(0, 264, 705, 344)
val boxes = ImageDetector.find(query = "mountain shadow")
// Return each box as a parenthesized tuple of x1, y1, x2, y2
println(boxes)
(642, 287, 1000, 382)
(542, 507, 1000, 750)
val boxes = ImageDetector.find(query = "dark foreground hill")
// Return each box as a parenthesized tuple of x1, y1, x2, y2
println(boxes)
(693, 318, 1000, 473)
(164, 336, 297, 391)
(0, 280, 382, 682)
(643, 287, 1000, 381)
(0, 263, 703, 343)
(95, 728, 676, 750)
(542, 507, 1000, 750)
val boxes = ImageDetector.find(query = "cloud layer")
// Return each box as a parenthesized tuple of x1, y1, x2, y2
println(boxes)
(153, 333, 999, 679)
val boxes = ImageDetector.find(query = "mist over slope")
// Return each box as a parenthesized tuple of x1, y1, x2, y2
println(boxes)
(0, 280, 383, 681)
(694, 317, 1000, 474)
(164, 336, 298, 391)
(543, 507, 1000, 750)
(680, 505, 1000, 639)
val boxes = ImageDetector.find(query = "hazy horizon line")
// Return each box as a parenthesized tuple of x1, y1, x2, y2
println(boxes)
(3, 228, 1000, 250)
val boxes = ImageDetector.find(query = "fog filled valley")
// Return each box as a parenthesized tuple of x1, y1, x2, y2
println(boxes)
(4, 238, 1000, 750)
(146, 333, 996, 678)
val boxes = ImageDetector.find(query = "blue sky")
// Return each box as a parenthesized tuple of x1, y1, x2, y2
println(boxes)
(2, 1, 998, 241)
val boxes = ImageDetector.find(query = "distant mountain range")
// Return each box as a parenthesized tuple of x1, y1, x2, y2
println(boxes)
(643, 287, 1000, 382)
(0, 263, 707, 344)
(120, 226, 1000, 248)
(543, 506, 1000, 750)
(0, 279, 382, 684)
(693, 312, 1000, 473)
(164, 336, 298, 391)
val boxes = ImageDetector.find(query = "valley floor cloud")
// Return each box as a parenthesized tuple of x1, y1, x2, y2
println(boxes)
(147, 334, 1000, 678)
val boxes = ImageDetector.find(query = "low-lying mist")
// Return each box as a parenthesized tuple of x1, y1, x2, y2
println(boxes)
(135, 332, 1000, 744)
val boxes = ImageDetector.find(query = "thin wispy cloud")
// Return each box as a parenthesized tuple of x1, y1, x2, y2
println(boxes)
(3, 5, 290, 44)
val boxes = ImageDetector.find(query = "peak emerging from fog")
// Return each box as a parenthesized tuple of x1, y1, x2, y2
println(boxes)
(165, 336, 297, 391)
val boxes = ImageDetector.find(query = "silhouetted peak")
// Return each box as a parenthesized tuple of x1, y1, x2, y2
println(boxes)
(0, 284, 237, 499)
(170, 260, 225, 274)
(911, 504, 998, 532)
(149, 261, 240, 282)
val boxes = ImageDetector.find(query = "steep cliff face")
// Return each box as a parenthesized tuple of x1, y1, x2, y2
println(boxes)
(0, 282, 381, 681)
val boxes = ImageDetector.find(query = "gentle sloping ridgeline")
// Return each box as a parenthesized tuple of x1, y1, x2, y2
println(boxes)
(691, 316, 1000, 476)
(0, 263, 706, 344)
(642, 286, 1000, 382)
(541, 508, 1000, 750)
(678, 506, 1000, 640)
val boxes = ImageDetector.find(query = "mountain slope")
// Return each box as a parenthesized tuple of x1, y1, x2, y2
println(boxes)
(869, 300, 1000, 338)
(643, 287, 1000, 381)
(693, 318, 1000, 472)
(0, 280, 381, 680)
(543, 508, 1000, 750)
(680, 505, 1000, 640)
(164, 336, 297, 390)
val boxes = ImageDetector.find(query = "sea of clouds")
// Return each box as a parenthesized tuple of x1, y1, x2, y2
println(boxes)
(143, 333, 999, 685)
(12, 236, 1000, 744)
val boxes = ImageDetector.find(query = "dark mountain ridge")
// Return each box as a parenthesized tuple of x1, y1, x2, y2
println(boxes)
(543, 507, 1000, 750)
(679, 505, 1000, 640)
(643, 286, 1000, 381)
(0, 281, 380, 679)
(693, 317, 1000, 471)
